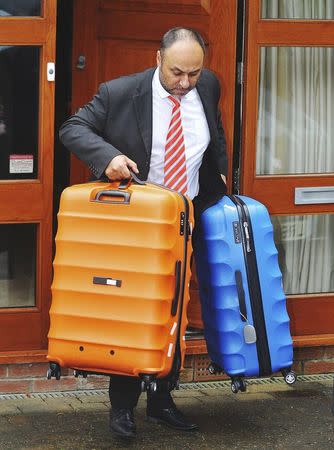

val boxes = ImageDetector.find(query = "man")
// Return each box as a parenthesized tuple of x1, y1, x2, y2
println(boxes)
(59, 27, 228, 438)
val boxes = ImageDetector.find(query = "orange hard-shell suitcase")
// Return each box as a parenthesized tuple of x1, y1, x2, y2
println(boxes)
(47, 176, 194, 390)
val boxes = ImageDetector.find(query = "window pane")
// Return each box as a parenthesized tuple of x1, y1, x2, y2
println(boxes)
(0, 1, 41, 16)
(0, 46, 39, 179)
(271, 214, 334, 295)
(261, 0, 334, 20)
(0, 224, 36, 308)
(256, 47, 334, 175)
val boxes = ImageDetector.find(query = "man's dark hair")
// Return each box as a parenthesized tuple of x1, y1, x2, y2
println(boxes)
(160, 27, 206, 55)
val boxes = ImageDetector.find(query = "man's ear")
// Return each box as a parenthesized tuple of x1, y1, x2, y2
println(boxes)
(156, 50, 161, 67)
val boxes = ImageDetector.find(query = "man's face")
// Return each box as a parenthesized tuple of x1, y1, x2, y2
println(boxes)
(157, 40, 204, 97)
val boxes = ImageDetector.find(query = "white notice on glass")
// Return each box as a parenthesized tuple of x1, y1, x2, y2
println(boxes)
(9, 154, 34, 173)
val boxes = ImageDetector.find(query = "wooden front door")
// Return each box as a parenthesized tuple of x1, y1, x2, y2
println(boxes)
(241, 1, 334, 346)
(0, 0, 56, 351)
(69, 0, 239, 333)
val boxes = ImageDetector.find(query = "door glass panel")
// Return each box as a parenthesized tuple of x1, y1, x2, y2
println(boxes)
(0, 46, 39, 179)
(271, 214, 334, 295)
(0, 223, 36, 308)
(0, 1, 41, 17)
(256, 46, 334, 175)
(261, 0, 334, 20)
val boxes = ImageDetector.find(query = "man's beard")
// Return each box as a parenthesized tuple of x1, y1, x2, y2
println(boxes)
(159, 72, 193, 97)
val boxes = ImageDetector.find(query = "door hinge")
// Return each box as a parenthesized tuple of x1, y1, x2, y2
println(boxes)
(233, 167, 240, 194)
(237, 62, 244, 85)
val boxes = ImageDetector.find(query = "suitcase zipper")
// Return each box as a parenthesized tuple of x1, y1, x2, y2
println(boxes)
(168, 193, 190, 385)
(229, 195, 272, 376)
(140, 181, 191, 385)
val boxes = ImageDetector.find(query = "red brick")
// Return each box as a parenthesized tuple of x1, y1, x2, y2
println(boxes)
(8, 363, 49, 378)
(291, 361, 302, 374)
(183, 355, 194, 369)
(32, 377, 82, 392)
(0, 379, 32, 393)
(194, 373, 229, 382)
(0, 365, 8, 378)
(324, 346, 334, 358)
(179, 368, 194, 383)
(32, 375, 109, 392)
(293, 347, 325, 361)
(303, 360, 334, 374)
(82, 376, 109, 390)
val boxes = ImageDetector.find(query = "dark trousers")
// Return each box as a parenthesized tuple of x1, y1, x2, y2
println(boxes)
(109, 375, 175, 411)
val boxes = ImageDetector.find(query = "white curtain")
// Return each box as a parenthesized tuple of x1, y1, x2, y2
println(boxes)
(261, 0, 334, 19)
(257, 1, 334, 295)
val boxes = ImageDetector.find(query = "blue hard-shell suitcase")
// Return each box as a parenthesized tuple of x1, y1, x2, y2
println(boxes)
(194, 195, 296, 393)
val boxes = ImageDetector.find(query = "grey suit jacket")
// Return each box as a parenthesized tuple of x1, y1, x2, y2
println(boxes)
(59, 67, 228, 216)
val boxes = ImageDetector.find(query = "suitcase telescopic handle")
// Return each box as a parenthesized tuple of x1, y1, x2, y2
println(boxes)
(171, 261, 182, 316)
(118, 170, 146, 189)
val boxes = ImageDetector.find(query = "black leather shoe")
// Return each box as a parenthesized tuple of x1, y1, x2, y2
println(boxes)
(147, 406, 199, 431)
(110, 409, 136, 438)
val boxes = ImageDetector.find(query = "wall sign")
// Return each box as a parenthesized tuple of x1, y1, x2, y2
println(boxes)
(9, 154, 34, 173)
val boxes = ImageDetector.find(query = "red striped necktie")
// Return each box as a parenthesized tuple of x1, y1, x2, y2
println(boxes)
(163, 95, 188, 195)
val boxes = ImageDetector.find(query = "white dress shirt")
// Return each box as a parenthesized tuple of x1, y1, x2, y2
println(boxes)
(147, 68, 210, 200)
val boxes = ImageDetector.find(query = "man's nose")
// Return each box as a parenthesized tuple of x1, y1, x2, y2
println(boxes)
(180, 75, 190, 88)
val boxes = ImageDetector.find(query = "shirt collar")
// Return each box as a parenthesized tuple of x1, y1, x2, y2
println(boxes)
(152, 67, 197, 102)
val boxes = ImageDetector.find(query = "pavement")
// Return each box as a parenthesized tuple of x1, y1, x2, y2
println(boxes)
(0, 375, 333, 450)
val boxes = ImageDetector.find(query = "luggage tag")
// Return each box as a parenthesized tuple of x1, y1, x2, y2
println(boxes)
(243, 324, 257, 344)
(239, 311, 257, 344)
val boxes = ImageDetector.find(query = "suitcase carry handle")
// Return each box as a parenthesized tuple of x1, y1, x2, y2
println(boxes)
(95, 171, 145, 203)
(235, 270, 248, 322)
(95, 190, 130, 204)
(171, 261, 182, 316)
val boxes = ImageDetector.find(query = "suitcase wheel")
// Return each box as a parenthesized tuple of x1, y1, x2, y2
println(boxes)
(149, 381, 157, 393)
(46, 362, 61, 380)
(282, 369, 297, 385)
(140, 380, 157, 393)
(140, 374, 157, 393)
(74, 370, 88, 378)
(231, 378, 246, 394)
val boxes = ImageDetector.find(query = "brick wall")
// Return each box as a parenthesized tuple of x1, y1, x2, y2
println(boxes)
(0, 363, 109, 394)
(0, 347, 333, 394)
(179, 346, 334, 383)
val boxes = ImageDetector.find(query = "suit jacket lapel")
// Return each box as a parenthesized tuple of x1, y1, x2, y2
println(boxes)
(133, 69, 155, 157)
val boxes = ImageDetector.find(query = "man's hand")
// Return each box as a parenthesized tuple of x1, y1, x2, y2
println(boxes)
(105, 155, 139, 181)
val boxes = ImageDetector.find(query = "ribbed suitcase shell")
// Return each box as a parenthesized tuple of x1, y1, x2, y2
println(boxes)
(195, 195, 293, 378)
(47, 181, 193, 379)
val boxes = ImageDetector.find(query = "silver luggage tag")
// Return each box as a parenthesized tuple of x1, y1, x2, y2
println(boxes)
(243, 324, 257, 344)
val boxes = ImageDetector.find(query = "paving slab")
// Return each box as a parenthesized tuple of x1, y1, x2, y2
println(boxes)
(0, 376, 332, 449)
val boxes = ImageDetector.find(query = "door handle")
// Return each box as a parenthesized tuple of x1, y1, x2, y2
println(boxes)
(294, 186, 334, 205)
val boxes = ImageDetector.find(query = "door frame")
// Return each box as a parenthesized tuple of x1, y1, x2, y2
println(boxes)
(0, 0, 57, 351)
(240, 1, 334, 346)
